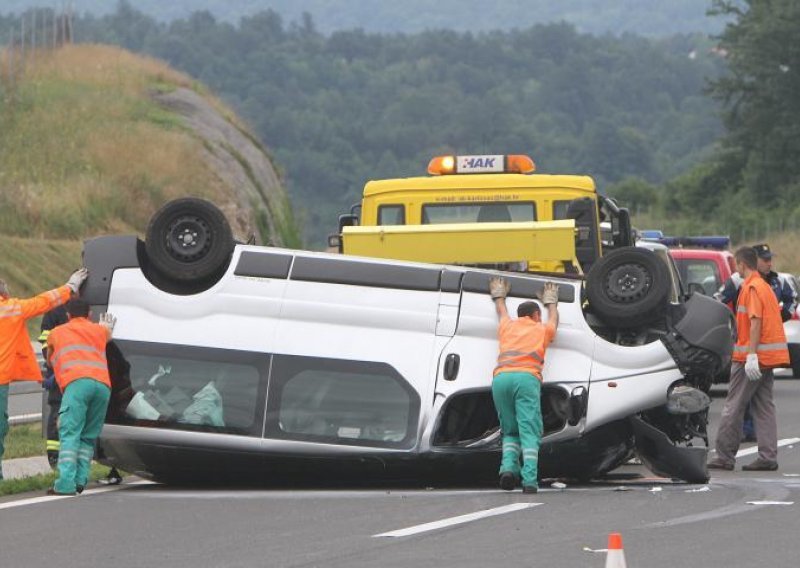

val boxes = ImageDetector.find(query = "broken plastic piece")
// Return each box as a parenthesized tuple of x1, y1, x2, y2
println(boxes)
(685, 486, 711, 493)
(551, 482, 567, 489)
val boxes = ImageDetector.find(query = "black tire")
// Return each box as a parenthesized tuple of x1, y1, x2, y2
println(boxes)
(586, 247, 670, 329)
(145, 197, 234, 285)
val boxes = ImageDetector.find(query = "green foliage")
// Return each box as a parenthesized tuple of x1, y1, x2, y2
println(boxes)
(708, 0, 800, 207)
(7, 6, 726, 246)
(3, 423, 45, 460)
(1, 0, 722, 36)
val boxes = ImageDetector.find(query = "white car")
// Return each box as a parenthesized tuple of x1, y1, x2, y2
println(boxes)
(83, 199, 733, 484)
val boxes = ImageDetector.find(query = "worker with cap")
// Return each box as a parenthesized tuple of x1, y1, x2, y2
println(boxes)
(0, 269, 87, 480)
(488, 276, 559, 493)
(708, 247, 788, 471)
(46, 298, 116, 495)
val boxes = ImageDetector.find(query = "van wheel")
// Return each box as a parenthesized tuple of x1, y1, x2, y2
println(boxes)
(586, 247, 670, 329)
(145, 197, 234, 285)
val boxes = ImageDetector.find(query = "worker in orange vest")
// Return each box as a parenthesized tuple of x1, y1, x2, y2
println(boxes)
(46, 298, 116, 495)
(488, 277, 559, 493)
(0, 269, 87, 481)
(708, 247, 789, 472)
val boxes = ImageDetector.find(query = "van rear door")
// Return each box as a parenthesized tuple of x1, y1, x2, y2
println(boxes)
(265, 254, 444, 451)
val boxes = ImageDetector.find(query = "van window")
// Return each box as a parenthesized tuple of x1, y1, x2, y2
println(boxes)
(378, 204, 405, 225)
(106, 341, 268, 437)
(421, 202, 536, 224)
(266, 355, 419, 448)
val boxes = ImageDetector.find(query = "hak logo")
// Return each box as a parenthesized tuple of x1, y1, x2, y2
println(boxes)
(464, 157, 495, 169)
(458, 155, 504, 173)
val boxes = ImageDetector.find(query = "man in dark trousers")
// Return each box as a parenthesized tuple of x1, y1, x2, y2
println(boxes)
(708, 247, 789, 471)
(488, 277, 559, 493)
(39, 305, 69, 469)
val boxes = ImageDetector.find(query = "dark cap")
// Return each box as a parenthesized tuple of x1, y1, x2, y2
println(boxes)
(752, 243, 774, 260)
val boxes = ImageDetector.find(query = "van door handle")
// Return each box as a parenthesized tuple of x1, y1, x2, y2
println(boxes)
(444, 353, 460, 381)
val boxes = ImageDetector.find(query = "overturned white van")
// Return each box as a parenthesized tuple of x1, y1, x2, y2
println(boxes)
(83, 198, 733, 484)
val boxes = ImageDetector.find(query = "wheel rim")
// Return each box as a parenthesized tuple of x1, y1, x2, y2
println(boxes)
(164, 215, 212, 263)
(604, 262, 652, 303)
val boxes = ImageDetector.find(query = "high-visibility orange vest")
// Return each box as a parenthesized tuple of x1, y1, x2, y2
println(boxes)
(733, 272, 789, 368)
(0, 286, 71, 385)
(494, 317, 556, 381)
(48, 317, 110, 391)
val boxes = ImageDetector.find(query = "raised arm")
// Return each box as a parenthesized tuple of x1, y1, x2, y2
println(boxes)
(489, 277, 511, 322)
(540, 282, 560, 338)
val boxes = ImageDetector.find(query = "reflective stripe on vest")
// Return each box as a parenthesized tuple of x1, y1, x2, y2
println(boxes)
(50, 319, 110, 390)
(733, 274, 789, 367)
(733, 343, 788, 353)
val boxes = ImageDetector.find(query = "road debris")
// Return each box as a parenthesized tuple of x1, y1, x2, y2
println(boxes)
(551, 482, 567, 490)
(746, 501, 794, 506)
(614, 486, 630, 492)
(582, 547, 608, 553)
(783, 473, 800, 477)
(649, 486, 662, 493)
(685, 486, 711, 493)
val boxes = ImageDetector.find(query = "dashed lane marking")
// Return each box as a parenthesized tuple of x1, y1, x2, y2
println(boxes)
(373, 502, 542, 538)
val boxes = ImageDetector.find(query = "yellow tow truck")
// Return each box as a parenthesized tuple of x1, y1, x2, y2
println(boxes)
(330, 154, 634, 274)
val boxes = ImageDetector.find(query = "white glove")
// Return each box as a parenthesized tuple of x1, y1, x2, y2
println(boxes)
(66, 268, 89, 294)
(539, 282, 559, 306)
(489, 277, 511, 300)
(99, 312, 117, 336)
(745, 353, 761, 382)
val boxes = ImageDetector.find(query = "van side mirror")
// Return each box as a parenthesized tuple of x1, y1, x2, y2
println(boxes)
(327, 234, 341, 250)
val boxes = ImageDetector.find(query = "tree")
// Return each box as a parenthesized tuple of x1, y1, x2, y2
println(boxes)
(708, 0, 800, 206)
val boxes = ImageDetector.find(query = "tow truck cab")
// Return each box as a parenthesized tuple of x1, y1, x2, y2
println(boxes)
(332, 154, 634, 274)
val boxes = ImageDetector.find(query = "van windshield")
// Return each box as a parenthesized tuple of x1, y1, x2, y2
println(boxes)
(421, 202, 536, 224)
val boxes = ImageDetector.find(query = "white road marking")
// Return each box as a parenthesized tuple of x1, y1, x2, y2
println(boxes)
(736, 437, 800, 458)
(373, 502, 541, 538)
(0, 480, 153, 511)
(746, 501, 794, 506)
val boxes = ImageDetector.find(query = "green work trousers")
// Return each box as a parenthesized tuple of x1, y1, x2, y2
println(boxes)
(492, 371, 543, 487)
(0, 384, 8, 481)
(54, 378, 110, 494)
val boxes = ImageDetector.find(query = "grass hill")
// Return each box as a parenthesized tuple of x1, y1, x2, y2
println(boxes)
(0, 44, 299, 329)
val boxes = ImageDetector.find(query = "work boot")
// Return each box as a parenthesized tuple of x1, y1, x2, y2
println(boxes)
(499, 471, 518, 491)
(741, 459, 778, 471)
(522, 485, 538, 494)
(99, 467, 123, 485)
(706, 459, 734, 471)
(46, 488, 75, 496)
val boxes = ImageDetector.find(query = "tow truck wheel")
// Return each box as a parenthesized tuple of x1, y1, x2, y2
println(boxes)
(145, 197, 234, 289)
(586, 247, 670, 329)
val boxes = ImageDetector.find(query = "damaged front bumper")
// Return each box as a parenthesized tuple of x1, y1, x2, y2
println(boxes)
(631, 416, 709, 483)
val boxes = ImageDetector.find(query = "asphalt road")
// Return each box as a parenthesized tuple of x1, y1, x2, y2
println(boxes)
(8, 382, 44, 418)
(2, 378, 800, 568)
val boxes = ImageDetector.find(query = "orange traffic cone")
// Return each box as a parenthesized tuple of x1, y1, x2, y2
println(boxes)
(605, 533, 627, 568)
